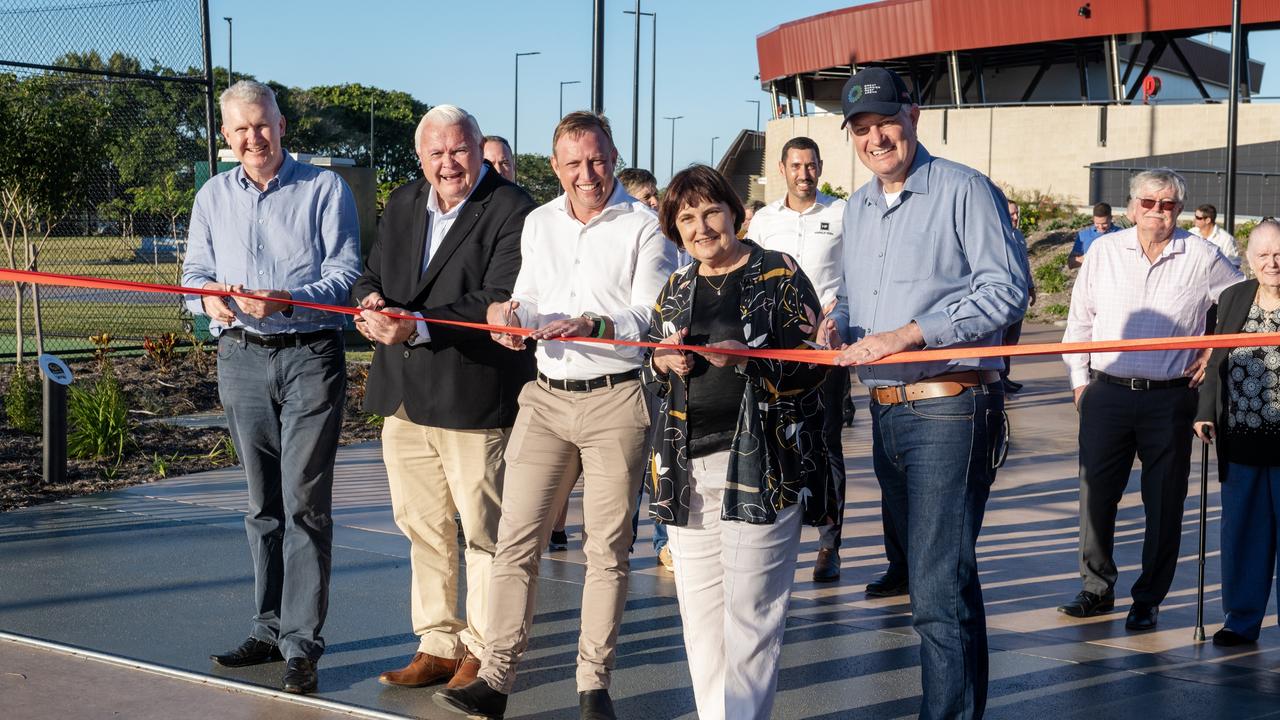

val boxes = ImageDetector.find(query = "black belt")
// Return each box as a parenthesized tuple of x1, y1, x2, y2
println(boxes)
(1091, 370, 1191, 391)
(538, 369, 640, 392)
(220, 328, 339, 348)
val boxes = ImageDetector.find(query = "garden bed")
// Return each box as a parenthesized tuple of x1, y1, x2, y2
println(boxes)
(0, 345, 379, 512)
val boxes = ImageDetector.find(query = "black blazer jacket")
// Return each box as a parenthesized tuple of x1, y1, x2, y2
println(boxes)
(352, 166, 536, 429)
(1196, 278, 1259, 477)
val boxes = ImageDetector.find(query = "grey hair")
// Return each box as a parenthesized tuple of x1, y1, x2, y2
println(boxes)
(1128, 168, 1187, 205)
(219, 80, 280, 117)
(415, 104, 483, 155)
(1249, 219, 1280, 246)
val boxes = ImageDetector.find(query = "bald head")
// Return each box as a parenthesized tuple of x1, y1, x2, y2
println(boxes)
(1247, 220, 1280, 288)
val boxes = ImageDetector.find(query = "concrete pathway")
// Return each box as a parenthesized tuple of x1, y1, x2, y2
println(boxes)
(1, 324, 1278, 719)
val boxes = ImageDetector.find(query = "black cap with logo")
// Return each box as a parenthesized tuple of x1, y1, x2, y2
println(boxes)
(839, 67, 913, 129)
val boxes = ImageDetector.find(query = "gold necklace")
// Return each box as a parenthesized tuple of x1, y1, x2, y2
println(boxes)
(702, 271, 732, 296)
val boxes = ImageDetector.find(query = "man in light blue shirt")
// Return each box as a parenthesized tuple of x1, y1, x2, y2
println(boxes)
(828, 67, 1029, 720)
(182, 80, 360, 696)
(1067, 202, 1118, 269)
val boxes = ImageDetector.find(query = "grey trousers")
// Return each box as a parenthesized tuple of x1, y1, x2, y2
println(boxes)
(216, 331, 346, 661)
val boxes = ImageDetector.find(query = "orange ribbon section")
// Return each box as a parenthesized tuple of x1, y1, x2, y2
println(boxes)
(4, 267, 1277, 367)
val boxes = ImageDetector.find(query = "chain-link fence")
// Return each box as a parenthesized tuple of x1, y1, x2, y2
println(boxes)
(0, 0, 214, 360)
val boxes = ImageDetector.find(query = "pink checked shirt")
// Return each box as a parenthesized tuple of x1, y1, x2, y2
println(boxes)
(1063, 226, 1242, 389)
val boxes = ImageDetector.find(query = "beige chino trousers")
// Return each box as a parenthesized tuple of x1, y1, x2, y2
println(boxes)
(478, 378, 649, 693)
(382, 407, 508, 659)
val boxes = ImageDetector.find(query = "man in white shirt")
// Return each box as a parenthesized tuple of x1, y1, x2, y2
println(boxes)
(749, 136, 853, 584)
(1060, 169, 1242, 631)
(1191, 203, 1241, 268)
(436, 112, 676, 720)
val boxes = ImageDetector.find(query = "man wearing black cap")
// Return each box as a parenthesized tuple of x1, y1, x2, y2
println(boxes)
(827, 67, 1030, 720)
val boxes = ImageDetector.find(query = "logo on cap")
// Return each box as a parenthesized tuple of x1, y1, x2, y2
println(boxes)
(846, 84, 863, 104)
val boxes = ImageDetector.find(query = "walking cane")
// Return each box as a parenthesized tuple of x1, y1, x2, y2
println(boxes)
(1194, 439, 1209, 642)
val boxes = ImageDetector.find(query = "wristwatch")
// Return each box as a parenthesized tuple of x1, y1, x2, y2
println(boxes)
(582, 312, 606, 338)
(404, 328, 420, 346)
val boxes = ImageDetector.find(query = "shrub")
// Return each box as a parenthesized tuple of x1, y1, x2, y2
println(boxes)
(1041, 303, 1070, 318)
(4, 364, 41, 434)
(818, 182, 849, 200)
(68, 368, 133, 467)
(1033, 252, 1071, 294)
(143, 332, 178, 370)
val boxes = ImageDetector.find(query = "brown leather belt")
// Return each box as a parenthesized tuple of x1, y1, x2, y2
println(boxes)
(870, 370, 1001, 406)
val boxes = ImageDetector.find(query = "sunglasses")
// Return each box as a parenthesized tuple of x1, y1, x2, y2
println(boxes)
(1137, 198, 1179, 212)
(1193, 215, 1209, 221)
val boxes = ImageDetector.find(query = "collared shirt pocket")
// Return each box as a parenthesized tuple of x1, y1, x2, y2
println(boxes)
(888, 231, 938, 283)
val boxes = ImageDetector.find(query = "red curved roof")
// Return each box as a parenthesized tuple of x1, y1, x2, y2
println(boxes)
(757, 0, 1280, 83)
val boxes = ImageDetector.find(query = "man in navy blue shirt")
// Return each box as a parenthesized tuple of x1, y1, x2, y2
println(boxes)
(1067, 203, 1118, 269)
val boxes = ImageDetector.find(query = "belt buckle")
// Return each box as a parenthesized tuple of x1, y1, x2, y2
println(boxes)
(604, 373, 614, 389)
(1129, 378, 1144, 391)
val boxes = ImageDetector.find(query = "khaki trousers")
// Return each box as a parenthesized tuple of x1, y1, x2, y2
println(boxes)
(478, 378, 649, 693)
(382, 407, 508, 659)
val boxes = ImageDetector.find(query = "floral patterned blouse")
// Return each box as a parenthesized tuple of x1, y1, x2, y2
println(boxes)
(1226, 304, 1280, 432)
(642, 242, 837, 526)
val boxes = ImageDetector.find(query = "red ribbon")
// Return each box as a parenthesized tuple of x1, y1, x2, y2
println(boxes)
(3, 267, 1275, 366)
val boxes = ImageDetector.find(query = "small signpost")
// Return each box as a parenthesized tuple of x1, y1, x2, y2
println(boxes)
(38, 354, 73, 485)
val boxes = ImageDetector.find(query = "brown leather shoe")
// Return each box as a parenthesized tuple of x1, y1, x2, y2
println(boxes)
(378, 652, 461, 687)
(446, 651, 481, 689)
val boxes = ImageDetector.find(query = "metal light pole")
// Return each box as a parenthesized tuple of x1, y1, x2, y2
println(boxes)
(514, 51, 540, 177)
(559, 80, 581, 120)
(591, 0, 604, 113)
(664, 115, 682, 183)
(369, 99, 375, 171)
(223, 16, 232, 86)
(746, 99, 761, 133)
(630, 0, 641, 166)
(711, 136, 720, 166)
(1224, 0, 1242, 234)
(200, 0, 216, 175)
(625, 9, 657, 171)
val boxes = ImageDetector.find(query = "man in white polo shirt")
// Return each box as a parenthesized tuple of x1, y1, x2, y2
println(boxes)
(435, 111, 675, 720)
(750, 136, 853, 584)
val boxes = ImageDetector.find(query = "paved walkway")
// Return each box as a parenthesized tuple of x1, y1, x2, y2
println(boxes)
(1, 324, 1278, 718)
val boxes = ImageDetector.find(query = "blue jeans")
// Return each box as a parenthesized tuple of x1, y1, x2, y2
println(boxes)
(216, 332, 346, 662)
(1220, 462, 1280, 640)
(871, 386, 1004, 720)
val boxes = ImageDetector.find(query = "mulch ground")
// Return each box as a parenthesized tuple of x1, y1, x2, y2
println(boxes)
(0, 347, 379, 512)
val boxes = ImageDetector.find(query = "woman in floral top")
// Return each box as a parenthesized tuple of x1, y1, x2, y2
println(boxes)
(643, 165, 835, 719)
(1195, 220, 1280, 648)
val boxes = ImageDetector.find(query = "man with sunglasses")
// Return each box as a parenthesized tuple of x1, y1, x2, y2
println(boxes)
(1059, 169, 1241, 632)
(1191, 203, 1242, 269)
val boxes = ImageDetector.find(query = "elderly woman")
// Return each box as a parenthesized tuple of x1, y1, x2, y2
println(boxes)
(1195, 219, 1280, 647)
(644, 165, 837, 719)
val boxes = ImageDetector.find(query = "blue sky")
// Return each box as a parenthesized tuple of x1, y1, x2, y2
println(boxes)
(207, 0, 1279, 185)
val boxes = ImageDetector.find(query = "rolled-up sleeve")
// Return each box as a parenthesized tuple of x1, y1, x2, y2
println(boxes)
(610, 225, 676, 341)
(913, 176, 1029, 348)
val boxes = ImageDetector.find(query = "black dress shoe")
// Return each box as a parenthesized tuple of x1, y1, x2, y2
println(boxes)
(434, 679, 508, 719)
(549, 530, 569, 552)
(1212, 628, 1255, 647)
(282, 657, 318, 694)
(1056, 590, 1115, 618)
(580, 689, 617, 720)
(210, 637, 283, 667)
(865, 573, 909, 598)
(1125, 603, 1159, 631)
(813, 548, 842, 583)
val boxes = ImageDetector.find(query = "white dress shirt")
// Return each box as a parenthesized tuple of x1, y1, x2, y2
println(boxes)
(1063, 226, 1243, 389)
(1192, 223, 1241, 268)
(408, 166, 489, 345)
(511, 181, 677, 380)
(748, 192, 846, 309)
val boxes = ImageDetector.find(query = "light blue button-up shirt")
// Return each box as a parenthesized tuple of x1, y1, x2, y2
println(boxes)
(182, 153, 361, 336)
(838, 144, 1030, 387)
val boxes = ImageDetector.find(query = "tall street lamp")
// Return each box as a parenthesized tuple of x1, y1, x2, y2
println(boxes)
(664, 115, 682, 183)
(624, 9, 656, 171)
(746, 99, 761, 133)
(223, 16, 232, 86)
(711, 136, 720, 166)
(514, 51, 540, 176)
(630, 0, 641, 167)
(559, 80, 581, 120)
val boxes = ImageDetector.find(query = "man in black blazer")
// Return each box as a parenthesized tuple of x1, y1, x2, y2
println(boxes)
(352, 104, 535, 691)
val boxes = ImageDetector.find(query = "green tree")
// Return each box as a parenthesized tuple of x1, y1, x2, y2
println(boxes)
(0, 70, 112, 363)
(515, 153, 561, 205)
